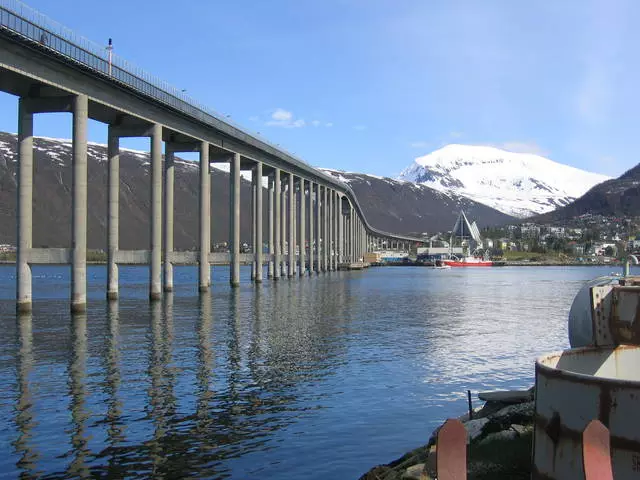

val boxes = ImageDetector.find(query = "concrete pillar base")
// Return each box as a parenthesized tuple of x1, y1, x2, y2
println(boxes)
(198, 285, 209, 293)
(164, 286, 174, 293)
(230, 281, 240, 288)
(16, 301, 32, 313)
(149, 292, 162, 301)
(255, 279, 263, 284)
(107, 291, 118, 301)
(71, 302, 87, 313)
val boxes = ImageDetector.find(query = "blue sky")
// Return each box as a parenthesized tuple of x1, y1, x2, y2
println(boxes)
(0, 0, 638, 178)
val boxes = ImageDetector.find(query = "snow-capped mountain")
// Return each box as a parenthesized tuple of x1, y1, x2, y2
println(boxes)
(319, 168, 515, 234)
(398, 144, 611, 218)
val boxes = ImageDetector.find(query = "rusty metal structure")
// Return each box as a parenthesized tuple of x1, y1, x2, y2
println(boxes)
(534, 273, 640, 479)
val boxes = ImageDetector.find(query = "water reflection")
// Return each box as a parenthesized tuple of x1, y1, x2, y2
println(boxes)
(66, 313, 89, 478)
(13, 313, 40, 479)
(0, 266, 596, 479)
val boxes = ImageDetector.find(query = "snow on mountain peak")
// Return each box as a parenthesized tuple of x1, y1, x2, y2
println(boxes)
(398, 144, 611, 218)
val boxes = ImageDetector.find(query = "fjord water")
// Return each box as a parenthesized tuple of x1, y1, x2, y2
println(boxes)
(0, 265, 615, 479)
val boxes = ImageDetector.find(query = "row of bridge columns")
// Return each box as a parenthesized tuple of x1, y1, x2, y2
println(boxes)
(15, 93, 374, 313)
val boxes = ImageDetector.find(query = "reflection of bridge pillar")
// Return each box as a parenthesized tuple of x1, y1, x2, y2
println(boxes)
(199, 142, 210, 291)
(298, 178, 306, 276)
(273, 169, 281, 280)
(255, 162, 263, 283)
(163, 146, 175, 292)
(71, 94, 88, 312)
(15, 313, 38, 476)
(309, 182, 315, 274)
(150, 123, 163, 301)
(288, 174, 295, 277)
(268, 174, 275, 279)
(105, 301, 125, 458)
(17, 99, 33, 313)
(67, 313, 89, 477)
(230, 152, 241, 287)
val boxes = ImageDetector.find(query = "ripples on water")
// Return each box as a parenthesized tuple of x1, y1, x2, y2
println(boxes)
(0, 265, 618, 478)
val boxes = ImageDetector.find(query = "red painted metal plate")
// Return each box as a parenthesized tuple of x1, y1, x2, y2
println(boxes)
(583, 419, 613, 480)
(436, 418, 467, 480)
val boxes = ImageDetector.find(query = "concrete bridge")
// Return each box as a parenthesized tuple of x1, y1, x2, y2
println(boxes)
(0, 1, 425, 313)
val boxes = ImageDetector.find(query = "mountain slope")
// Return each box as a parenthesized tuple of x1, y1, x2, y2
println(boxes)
(398, 144, 611, 218)
(321, 169, 516, 234)
(0, 132, 258, 249)
(0, 132, 516, 249)
(535, 162, 640, 222)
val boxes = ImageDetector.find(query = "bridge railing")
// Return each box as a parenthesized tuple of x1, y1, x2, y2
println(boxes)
(0, 0, 324, 175)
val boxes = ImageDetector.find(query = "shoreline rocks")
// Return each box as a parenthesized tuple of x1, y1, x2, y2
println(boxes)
(359, 388, 534, 480)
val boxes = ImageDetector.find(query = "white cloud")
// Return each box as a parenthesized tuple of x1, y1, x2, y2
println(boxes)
(449, 131, 463, 138)
(248, 115, 259, 122)
(272, 108, 293, 121)
(325, 122, 333, 127)
(353, 125, 367, 131)
(311, 120, 321, 127)
(266, 108, 305, 128)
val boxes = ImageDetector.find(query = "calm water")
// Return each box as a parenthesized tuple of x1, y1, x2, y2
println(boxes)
(0, 264, 619, 479)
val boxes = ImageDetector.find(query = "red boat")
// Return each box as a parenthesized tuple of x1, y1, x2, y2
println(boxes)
(442, 256, 493, 267)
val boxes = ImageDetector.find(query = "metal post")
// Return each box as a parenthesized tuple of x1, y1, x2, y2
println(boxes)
(198, 141, 210, 291)
(268, 174, 275, 279)
(17, 99, 33, 313)
(230, 152, 240, 287)
(107, 127, 119, 300)
(299, 179, 306, 276)
(163, 146, 175, 292)
(274, 169, 281, 280)
(255, 162, 263, 283)
(288, 174, 295, 277)
(71, 94, 88, 313)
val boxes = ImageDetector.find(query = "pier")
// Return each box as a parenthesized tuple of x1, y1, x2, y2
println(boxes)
(0, 1, 423, 312)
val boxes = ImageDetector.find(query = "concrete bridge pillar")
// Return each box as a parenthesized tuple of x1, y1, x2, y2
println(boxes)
(281, 176, 288, 277)
(198, 141, 210, 291)
(273, 169, 281, 280)
(163, 145, 175, 292)
(315, 184, 321, 274)
(71, 94, 88, 313)
(107, 128, 119, 300)
(337, 196, 343, 264)
(149, 123, 163, 301)
(328, 189, 334, 270)
(298, 179, 306, 276)
(16, 99, 33, 313)
(251, 166, 257, 281)
(255, 162, 263, 283)
(230, 152, 240, 287)
(323, 187, 329, 272)
(268, 174, 275, 279)
(309, 182, 315, 274)
(288, 174, 296, 277)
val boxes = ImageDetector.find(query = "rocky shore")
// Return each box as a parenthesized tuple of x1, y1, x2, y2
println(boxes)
(359, 388, 535, 480)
